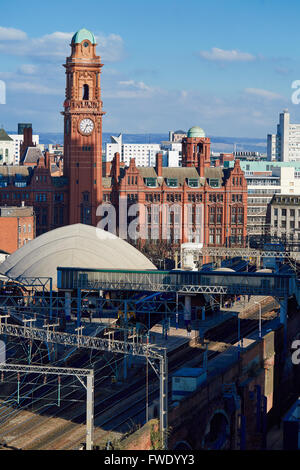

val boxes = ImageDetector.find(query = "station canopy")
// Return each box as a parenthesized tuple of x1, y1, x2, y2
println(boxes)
(0, 223, 156, 288)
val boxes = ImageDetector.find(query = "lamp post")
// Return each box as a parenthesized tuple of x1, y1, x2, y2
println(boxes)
(254, 301, 262, 339)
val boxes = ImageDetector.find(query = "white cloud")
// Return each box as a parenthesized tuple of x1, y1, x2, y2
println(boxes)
(107, 79, 158, 98)
(96, 33, 124, 62)
(119, 80, 151, 91)
(18, 64, 38, 75)
(244, 87, 283, 100)
(199, 47, 255, 62)
(0, 28, 124, 62)
(180, 90, 188, 99)
(8, 81, 61, 95)
(0, 26, 27, 41)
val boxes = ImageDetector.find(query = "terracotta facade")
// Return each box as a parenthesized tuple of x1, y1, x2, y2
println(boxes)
(0, 30, 247, 248)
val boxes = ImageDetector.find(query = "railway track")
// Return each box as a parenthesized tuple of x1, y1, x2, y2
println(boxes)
(0, 298, 278, 450)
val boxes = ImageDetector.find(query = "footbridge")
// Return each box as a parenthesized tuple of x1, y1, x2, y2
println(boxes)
(57, 267, 294, 297)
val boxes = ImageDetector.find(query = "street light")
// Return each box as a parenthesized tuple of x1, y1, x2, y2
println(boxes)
(254, 301, 262, 339)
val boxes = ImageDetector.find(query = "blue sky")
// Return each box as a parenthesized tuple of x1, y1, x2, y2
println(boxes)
(1, 0, 300, 137)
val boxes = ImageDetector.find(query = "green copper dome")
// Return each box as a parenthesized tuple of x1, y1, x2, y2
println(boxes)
(71, 28, 96, 44)
(187, 126, 206, 138)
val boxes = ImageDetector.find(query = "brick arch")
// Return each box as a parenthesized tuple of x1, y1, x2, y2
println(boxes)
(202, 408, 230, 450)
(173, 440, 192, 450)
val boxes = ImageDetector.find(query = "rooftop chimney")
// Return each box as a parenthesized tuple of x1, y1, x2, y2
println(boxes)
(156, 152, 163, 177)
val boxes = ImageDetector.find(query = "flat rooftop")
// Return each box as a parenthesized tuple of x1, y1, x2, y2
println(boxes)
(0, 206, 34, 217)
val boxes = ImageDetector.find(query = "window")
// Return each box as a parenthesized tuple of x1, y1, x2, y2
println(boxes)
(42, 208, 47, 226)
(209, 206, 215, 224)
(82, 84, 89, 100)
(54, 193, 63, 202)
(166, 178, 178, 187)
(188, 178, 199, 188)
(282, 209, 287, 216)
(231, 207, 237, 224)
(209, 178, 219, 188)
(237, 207, 243, 224)
(28, 224, 31, 233)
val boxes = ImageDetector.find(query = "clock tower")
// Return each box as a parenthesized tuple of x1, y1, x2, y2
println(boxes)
(63, 28, 104, 226)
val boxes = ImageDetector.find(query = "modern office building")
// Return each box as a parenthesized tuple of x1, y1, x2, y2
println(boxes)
(105, 134, 161, 167)
(269, 194, 300, 242)
(0, 128, 15, 165)
(225, 159, 300, 235)
(267, 109, 300, 162)
(169, 130, 187, 142)
(9, 129, 40, 164)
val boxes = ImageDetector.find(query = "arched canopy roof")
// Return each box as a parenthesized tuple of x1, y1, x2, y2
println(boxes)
(0, 224, 156, 287)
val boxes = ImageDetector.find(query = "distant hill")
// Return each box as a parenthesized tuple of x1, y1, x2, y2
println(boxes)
(8, 131, 267, 153)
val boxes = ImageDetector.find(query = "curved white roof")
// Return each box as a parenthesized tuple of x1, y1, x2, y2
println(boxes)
(0, 224, 156, 286)
(213, 267, 235, 272)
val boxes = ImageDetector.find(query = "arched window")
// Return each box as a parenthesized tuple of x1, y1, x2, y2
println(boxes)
(82, 84, 89, 100)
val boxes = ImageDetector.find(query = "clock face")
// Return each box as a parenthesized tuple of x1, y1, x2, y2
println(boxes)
(79, 118, 94, 135)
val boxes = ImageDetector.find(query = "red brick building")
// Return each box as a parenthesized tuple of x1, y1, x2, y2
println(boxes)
(0, 28, 247, 248)
(103, 136, 247, 246)
(0, 205, 35, 253)
(0, 157, 68, 237)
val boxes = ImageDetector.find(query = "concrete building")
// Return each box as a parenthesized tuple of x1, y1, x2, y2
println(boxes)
(268, 194, 300, 242)
(0, 205, 35, 253)
(233, 151, 267, 161)
(225, 159, 300, 235)
(169, 130, 187, 143)
(0, 129, 15, 165)
(160, 140, 182, 167)
(105, 134, 161, 167)
(267, 109, 300, 162)
(9, 128, 39, 165)
(246, 166, 300, 235)
(48, 144, 64, 156)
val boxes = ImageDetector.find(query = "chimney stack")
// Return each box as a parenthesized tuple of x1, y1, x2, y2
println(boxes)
(156, 152, 163, 177)
(114, 152, 120, 182)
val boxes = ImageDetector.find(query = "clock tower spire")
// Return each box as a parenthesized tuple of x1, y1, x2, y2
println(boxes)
(63, 28, 104, 226)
